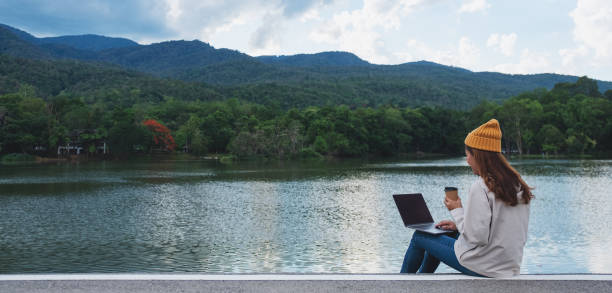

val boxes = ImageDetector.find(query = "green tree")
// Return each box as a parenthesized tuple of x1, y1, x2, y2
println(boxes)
(604, 90, 612, 101)
(176, 115, 208, 155)
(537, 124, 564, 155)
(202, 109, 235, 153)
(313, 135, 328, 154)
(0, 93, 50, 153)
(228, 131, 260, 157)
(108, 108, 148, 157)
(499, 98, 543, 154)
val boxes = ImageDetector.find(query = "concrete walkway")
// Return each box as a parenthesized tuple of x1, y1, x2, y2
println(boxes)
(1, 274, 611, 293)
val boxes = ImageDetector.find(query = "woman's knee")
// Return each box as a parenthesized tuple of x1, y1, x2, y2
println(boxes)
(409, 230, 434, 248)
(410, 230, 426, 243)
(412, 230, 429, 239)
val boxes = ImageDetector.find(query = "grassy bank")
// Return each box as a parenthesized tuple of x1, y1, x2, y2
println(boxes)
(1, 153, 36, 164)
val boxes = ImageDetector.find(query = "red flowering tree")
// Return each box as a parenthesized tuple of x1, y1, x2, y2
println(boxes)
(143, 119, 177, 151)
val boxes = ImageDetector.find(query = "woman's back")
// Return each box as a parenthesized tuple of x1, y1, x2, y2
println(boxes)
(452, 177, 530, 278)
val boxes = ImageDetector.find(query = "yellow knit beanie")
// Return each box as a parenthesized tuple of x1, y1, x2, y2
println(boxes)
(464, 119, 502, 152)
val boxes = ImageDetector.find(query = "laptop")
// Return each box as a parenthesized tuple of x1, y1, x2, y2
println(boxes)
(393, 193, 452, 235)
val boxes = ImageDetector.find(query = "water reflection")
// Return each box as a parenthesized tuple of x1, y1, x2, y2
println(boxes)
(0, 158, 610, 273)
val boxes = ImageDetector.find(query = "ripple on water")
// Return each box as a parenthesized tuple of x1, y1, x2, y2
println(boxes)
(0, 158, 611, 273)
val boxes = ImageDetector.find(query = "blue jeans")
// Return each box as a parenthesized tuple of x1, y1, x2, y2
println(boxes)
(400, 231, 484, 277)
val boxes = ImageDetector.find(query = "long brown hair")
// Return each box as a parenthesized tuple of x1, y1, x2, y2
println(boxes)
(466, 146, 533, 205)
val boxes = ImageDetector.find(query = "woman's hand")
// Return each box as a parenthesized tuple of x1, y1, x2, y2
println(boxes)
(444, 196, 462, 211)
(435, 220, 457, 231)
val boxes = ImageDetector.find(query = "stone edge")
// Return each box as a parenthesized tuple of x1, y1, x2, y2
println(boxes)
(1, 274, 611, 281)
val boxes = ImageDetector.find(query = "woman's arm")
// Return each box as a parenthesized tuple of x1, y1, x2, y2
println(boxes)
(444, 195, 463, 231)
(436, 219, 457, 231)
(454, 179, 492, 245)
(450, 206, 465, 232)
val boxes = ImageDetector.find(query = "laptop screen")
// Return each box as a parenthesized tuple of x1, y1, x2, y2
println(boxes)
(393, 193, 434, 226)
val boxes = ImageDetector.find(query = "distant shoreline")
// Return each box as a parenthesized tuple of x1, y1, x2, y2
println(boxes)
(2, 152, 610, 166)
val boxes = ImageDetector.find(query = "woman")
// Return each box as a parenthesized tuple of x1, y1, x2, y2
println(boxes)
(400, 119, 533, 278)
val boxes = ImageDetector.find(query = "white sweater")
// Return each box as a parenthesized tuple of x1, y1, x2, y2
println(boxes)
(450, 177, 530, 278)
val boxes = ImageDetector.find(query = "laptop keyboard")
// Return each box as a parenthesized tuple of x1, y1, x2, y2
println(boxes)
(411, 223, 436, 229)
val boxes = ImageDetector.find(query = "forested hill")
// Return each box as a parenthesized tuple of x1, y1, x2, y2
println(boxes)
(0, 24, 50, 59)
(0, 24, 138, 51)
(257, 51, 371, 66)
(0, 55, 222, 104)
(97, 40, 252, 76)
(1, 23, 612, 110)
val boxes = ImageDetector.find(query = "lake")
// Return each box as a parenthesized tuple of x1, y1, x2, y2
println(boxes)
(0, 157, 611, 274)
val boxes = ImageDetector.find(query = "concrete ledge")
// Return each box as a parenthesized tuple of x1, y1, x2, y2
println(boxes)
(1, 274, 611, 293)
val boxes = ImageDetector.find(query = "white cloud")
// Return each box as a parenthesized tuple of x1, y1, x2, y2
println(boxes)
(159, 0, 335, 53)
(282, 0, 331, 17)
(159, 0, 269, 42)
(559, 46, 589, 66)
(457, 37, 481, 68)
(395, 39, 444, 63)
(165, 0, 182, 23)
(486, 33, 517, 56)
(486, 34, 499, 47)
(557, 0, 612, 79)
(395, 37, 481, 69)
(458, 0, 491, 13)
(309, 0, 427, 64)
(493, 49, 551, 74)
(299, 7, 321, 22)
(249, 12, 285, 54)
(569, 0, 612, 58)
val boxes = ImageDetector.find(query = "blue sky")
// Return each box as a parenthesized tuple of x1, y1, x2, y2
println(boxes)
(1, 0, 611, 81)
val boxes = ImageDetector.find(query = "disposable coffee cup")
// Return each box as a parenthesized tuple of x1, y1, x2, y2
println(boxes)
(444, 187, 458, 201)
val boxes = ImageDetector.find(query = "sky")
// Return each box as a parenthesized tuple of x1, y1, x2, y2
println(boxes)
(1, 0, 611, 81)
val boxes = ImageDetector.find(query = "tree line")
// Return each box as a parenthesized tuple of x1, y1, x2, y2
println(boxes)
(1, 77, 611, 160)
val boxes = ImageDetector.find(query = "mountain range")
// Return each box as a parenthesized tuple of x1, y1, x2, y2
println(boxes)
(1, 23, 611, 109)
